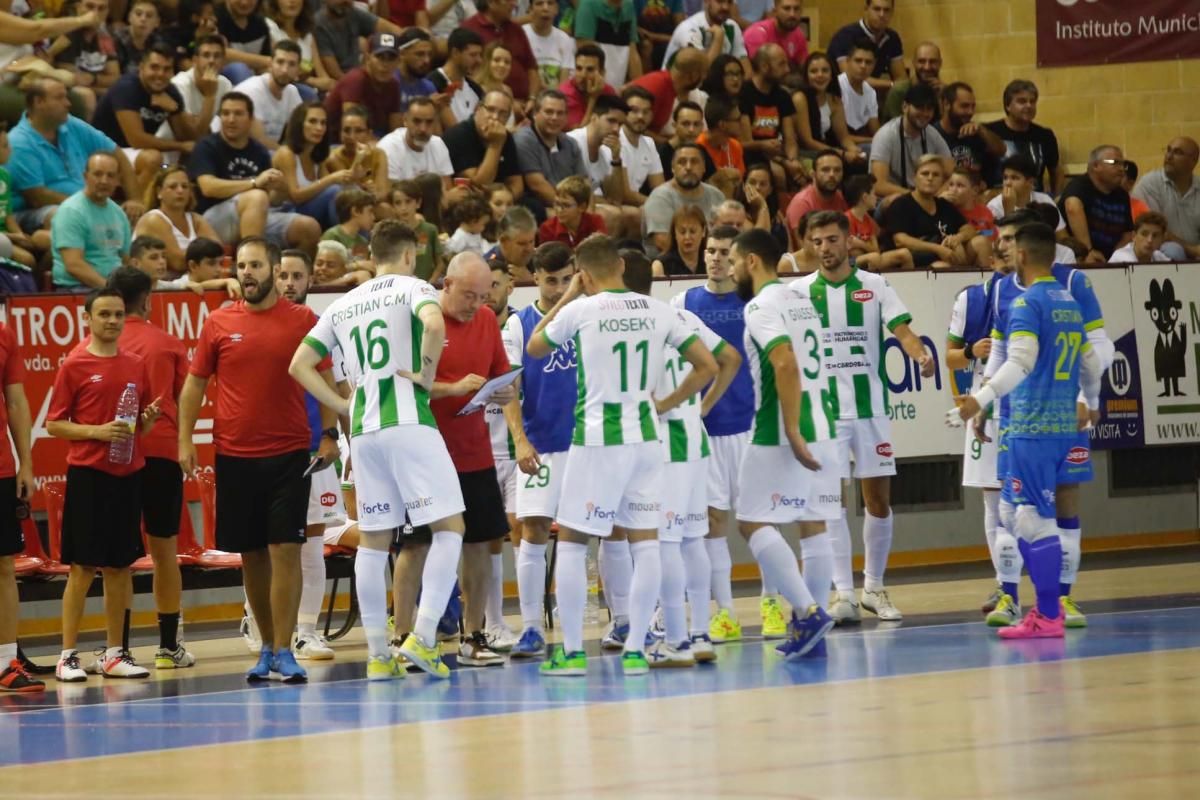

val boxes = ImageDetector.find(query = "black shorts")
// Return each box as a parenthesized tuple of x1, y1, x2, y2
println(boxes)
(0, 477, 23, 557)
(405, 467, 509, 546)
(141, 457, 184, 538)
(62, 466, 144, 568)
(215, 450, 310, 553)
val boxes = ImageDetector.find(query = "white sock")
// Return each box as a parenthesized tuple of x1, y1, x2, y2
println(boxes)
(555, 541, 587, 654)
(760, 571, 778, 598)
(994, 528, 1022, 586)
(747, 526, 814, 613)
(1059, 523, 1081, 589)
(625, 540, 662, 654)
(599, 539, 632, 623)
(60, 648, 77, 661)
(354, 547, 390, 658)
(705, 537, 734, 610)
(828, 511, 855, 593)
(516, 540, 546, 631)
(998, 499, 1016, 536)
(0, 642, 16, 664)
(297, 536, 326, 635)
(658, 541, 688, 645)
(799, 532, 833, 607)
(413, 531, 464, 646)
(681, 537, 712, 635)
(862, 511, 893, 593)
(486, 552, 505, 630)
(983, 491, 1000, 576)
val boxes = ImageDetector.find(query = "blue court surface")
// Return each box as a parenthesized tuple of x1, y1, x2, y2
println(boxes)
(3, 605, 1198, 769)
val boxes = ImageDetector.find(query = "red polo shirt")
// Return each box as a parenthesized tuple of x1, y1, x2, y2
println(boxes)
(430, 305, 510, 473)
(462, 12, 538, 100)
(628, 70, 677, 133)
(0, 324, 26, 479)
(539, 212, 606, 248)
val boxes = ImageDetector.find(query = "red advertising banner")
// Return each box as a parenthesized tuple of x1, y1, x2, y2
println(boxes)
(1037, 0, 1200, 67)
(0, 291, 230, 511)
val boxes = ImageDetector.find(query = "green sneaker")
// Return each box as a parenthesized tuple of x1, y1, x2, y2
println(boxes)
(760, 596, 787, 639)
(366, 655, 405, 681)
(708, 608, 742, 643)
(986, 593, 1021, 627)
(1061, 596, 1087, 628)
(539, 645, 587, 677)
(621, 651, 649, 676)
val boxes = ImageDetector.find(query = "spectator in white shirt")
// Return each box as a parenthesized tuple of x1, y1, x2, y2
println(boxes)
(986, 153, 1065, 232)
(216, 39, 303, 149)
(377, 97, 454, 188)
(662, 0, 748, 71)
(837, 38, 880, 145)
(523, 0, 575, 89)
(163, 34, 230, 146)
(565, 93, 636, 236)
(1109, 211, 1172, 263)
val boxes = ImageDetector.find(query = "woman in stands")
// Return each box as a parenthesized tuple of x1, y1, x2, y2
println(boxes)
(476, 42, 519, 127)
(701, 54, 744, 108)
(272, 102, 356, 230)
(135, 166, 223, 275)
(324, 105, 391, 214)
(738, 162, 789, 250)
(792, 51, 865, 168)
(651, 204, 707, 277)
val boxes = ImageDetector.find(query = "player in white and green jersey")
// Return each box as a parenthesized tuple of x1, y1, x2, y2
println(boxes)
(526, 235, 717, 678)
(730, 228, 836, 661)
(291, 221, 466, 682)
(792, 210, 934, 624)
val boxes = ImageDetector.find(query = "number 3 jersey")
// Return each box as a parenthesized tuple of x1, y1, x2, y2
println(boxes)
(542, 289, 699, 447)
(304, 273, 441, 436)
(744, 281, 835, 446)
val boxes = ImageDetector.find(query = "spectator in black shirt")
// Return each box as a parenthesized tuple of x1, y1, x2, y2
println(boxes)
(984, 79, 1064, 194)
(883, 153, 976, 267)
(114, 0, 163, 74)
(827, 0, 905, 94)
(739, 44, 803, 186)
(1059, 144, 1133, 263)
(934, 82, 1004, 179)
(444, 90, 525, 199)
(217, 0, 272, 84)
(93, 42, 197, 196)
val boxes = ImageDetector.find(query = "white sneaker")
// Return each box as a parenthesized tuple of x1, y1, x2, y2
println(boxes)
(293, 631, 335, 660)
(82, 654, 104, 675)
(647, 639, 696, 669)
(154, 645, 196, 669)
(861, 588, 902, 621)
(649, 606, 666, 641)
(458, 632, 505, 667)
(688, 633, 717, 663)
(55, 651, 88, 683)
(100, 649, 150, 679)
(240, 615, 262, 654)
(829, 591, 862, 625)
(600, 621, 627, 651)
(484, 625, 519, 653)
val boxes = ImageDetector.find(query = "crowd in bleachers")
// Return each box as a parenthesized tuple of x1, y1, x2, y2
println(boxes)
(0, 0, 1195, 295)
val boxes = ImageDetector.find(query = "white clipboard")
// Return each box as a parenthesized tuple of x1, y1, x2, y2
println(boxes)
(455, 367, 524, 416)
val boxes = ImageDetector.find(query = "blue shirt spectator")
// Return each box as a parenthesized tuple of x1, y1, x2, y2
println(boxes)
(50, 153, 132, 289)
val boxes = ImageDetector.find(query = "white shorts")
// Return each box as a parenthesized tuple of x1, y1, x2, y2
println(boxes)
(350, 424, 465, 532)
(323, 519, 356, 546)
(834, 417, 897, 479)
(736, 439, 844, 524)
(659, 458, 708, 542)
(556, 442, 663, 537)
(962, 418, 1001, 489)
(706, 431, 749, 511)
(515, 450, 566, 520)
(306, 465, 348, 527)
(495, 458, 517, 514)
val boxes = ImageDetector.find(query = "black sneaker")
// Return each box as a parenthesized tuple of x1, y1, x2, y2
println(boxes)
(17, 647, 55, 676)
(0, 659, 45, 692)
(457, 631, 505, 667)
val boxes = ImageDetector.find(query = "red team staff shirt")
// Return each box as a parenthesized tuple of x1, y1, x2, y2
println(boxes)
(190, 299, 328, 458)
(430, 305, 511, 473)
(0, 324, 26, 479)
(47, 349, 153, 477)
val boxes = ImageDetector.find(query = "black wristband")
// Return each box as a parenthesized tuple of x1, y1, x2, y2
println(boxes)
(964, 341, 975, 360)
(321, 427, 339, 442)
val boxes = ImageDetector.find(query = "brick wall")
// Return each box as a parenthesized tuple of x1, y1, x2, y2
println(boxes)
(804, 0, 1199, 173)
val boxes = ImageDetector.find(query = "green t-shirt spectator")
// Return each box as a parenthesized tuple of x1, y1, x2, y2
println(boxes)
(0, 166, 11, 227)
(574, 0, 638, 87)
(413, 220, 442, 282)
(51, 191, 132, 288)
(321, 224, 367, 254)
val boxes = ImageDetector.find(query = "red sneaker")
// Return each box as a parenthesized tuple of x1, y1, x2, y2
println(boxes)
(0, 659, 46, 693)
(998, 608, 1065, 640)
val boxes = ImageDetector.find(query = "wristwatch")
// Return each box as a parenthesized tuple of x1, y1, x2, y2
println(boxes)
(321, 427, 339, 442)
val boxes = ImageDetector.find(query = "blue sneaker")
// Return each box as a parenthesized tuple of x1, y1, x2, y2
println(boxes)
(246, 648, 272, 682)
(600, 620, 628, 651)
(509, 627, 546, 660)
(776, 636, 827, 658)
(779, 606, 835, 662)
(438, 582, 463, 642)
(273, 648, 308, 683)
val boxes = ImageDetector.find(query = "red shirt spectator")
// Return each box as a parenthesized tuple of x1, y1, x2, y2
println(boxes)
(628, 69, 677, 133)
(190, 299, 325, 458)
(785, 184, 848, 235)
(960, 203, 997, 236)
(325, 67, 403, 139)
(385, 0, 425, 27)
(848, 210, 879, 241)
(48, 349, 152, 477)
(558, 77, 617, 130)
(0, 324, 24, 479)
(430, 305, 510, 472)
(539, 211, 606, 248)
(463, 10, 538, 100)
(743, 17, 809, 66)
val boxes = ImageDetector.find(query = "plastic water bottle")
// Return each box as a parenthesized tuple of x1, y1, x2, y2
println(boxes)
(107, 383, 139, 465)
(584, 551, 602, 626)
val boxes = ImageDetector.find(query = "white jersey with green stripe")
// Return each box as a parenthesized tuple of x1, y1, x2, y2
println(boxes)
(656, 308, 724, 463)
(304, 273, 441, 437)
(792, 267, 912, 421)
(488, 309, 518, 461)
(744, 281, 835, 446)
(543, 289, 700, 447)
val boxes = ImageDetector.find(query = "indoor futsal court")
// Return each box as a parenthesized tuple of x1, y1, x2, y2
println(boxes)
(3, 545, 1197, 799)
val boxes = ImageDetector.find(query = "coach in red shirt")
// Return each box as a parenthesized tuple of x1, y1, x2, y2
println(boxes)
(178, 236, 337, 684)
(463, 0, 541, 102)
(391, 252, 516, 668)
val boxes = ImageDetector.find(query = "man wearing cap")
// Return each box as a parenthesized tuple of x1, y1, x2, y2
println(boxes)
(324, 33, 406, 138)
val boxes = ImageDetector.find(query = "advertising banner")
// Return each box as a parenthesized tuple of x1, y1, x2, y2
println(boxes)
(1129, 263, 1199, 445)
(1087, 268, 1145, 449)
(1037, 0, 1200, 68)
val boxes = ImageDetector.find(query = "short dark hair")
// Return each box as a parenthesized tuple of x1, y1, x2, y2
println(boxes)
(450, 194, 493, 229)
(575, 234, 621, 277)
(370, 220, 418, 265)
(1013, 221, 1056, 265)
(673, 100, 704, 122)
(843, 174, 876, 206)
(732, 228, 782, 270)
(185, 237, 225, 267)
(533, 89, 567, 113)
(1002, 79, 1039, 109)
(576, 43, 606, 70)
(236, 235, 281, 268)
(621, 85, 654, 108)
(704, 94, 738, 130)
(708, 224, 740, 242)
(105, 266, 153, 309)
(335, 189, 374, 223)
(807, 210, 851, 233)
(995, 209, 1039, 229)
(143, 41, 176, 64)
(940, 81, 973, 109)
(194, 33, 227, 53)
(130, 235, 166, 260)
(620, 249, 653, 295)
(1124, 159, 1140, 182)
(849, 37, 878, 59)
(407, 96, 436, 114)
(84, 287, 125, 313)
(281, 249, 313, 273)
(447, 27, 483, 53)
(1025, 201, 1062, 230)
(903, 82, 939, 111)
(220, 91, 253, 116)
(673, 142, 706, 163)
(813, 148, 845, 170)
(272, 39, 302, 59)
(1001, 153, 1038, 179)
(530, 241, 573, 273)
(593, 94, 629, 118)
